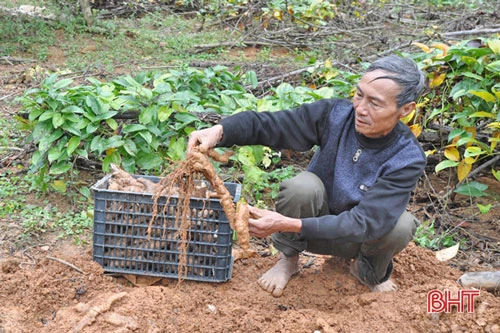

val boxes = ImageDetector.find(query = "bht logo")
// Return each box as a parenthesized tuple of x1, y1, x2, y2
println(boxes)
(427, 289, 480, 313)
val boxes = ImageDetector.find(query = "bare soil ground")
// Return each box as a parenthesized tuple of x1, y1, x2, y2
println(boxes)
(1, 240, 499, 333)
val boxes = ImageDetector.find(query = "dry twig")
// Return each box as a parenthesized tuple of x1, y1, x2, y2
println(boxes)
(46, 256, 86, 275)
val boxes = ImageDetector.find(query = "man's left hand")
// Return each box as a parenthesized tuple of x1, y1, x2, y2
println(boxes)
(248, 206, 302, 238)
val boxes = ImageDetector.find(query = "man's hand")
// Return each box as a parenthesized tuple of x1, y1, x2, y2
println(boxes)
(248, 206, 302, 238)
(187, 125, 223, 152)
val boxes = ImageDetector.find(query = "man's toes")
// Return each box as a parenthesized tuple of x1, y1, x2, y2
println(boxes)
(258, 278, 269, 291)
(272, 287, 284, 297)
(372, 280, 397, 292)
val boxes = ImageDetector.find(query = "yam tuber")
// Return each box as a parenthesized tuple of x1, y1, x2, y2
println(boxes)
(106, 147, 254, 281)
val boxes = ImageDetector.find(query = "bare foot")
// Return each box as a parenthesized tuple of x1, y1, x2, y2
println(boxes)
(349, 259, 398, 292)
(371, 279, 397, 292)
(258, 253, 299, 297)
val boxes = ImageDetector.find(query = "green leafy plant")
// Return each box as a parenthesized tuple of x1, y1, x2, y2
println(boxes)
(0, 173, 92, 243)
(411, 38, 500, 196)
(414, 220, 458, 250)
(16, 62, 357, 196)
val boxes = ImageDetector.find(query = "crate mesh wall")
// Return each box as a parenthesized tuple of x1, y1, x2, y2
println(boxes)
(92, 175, 240, 282)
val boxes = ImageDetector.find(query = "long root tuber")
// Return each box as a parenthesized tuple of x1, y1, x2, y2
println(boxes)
(232, 200, 257, 260)
(106, 147, 254, 281)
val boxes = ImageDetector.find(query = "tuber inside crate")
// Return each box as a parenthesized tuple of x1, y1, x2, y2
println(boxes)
(92, 174, 241, 282)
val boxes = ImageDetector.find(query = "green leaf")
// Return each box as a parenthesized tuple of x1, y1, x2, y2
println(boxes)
(454, 181, 489, 198)
(51, 180, 67, 193)
(136, 151, 162, 169)
(106, 118, 118, 131)
(86, 95, 101, 115)
(106, 136, 125, 149)
(237, 146, 256, 166)
(167, 137, 185, 161)
(78, 186, 91, 199)
(95, 111, 117, 121)
(139, 131, 153, 145)
(492, 169, 500, 182)
(488, 39, 500, 54)
(38, 111, 55, 122)
(139, 105, 156, 124)
(66, 136, 81, 155)
(486, 60, 500, 72)
(464, 146, 483, 158)
(28, 108, 44, 121)
(469, 90, 496, 103)
(31, 150, 44, 167)
(49, 162, 72, 175)
(174, 112, 199, 125)
(53, 78, 73, 90)
(102, 151, 122, 171)
(462, 72, 483, 80)
(90, 136, 105, 154)
(76, 149, 88, 159)
(242, 164, 264, 183)
(52, 113, 64, 128)
(244, 71, 258, 88)
(86, 122, 99, 134)
(477, 203, 491, 214)
(39, 129, 64, 152)
(469, 111, 495, 118)
(157, 105, 174, 122)
(435, 160, 459, 173)
(456, 136, 477, 147)
(48, 146, 63, 163)
(123, 139, 138, 156)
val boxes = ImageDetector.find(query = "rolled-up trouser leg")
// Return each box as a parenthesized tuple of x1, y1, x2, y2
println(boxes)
(272, 171, 420, 286)
(354, 211, 420, 285)
(272, 171, 329, 257)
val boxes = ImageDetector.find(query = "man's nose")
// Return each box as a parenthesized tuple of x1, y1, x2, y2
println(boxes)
(355, 98, 369, 115)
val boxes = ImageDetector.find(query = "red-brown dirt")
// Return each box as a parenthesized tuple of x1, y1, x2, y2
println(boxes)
(1, 240, 499, 333)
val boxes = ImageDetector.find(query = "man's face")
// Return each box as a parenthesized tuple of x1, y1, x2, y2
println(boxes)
(352, 69, 414, 138)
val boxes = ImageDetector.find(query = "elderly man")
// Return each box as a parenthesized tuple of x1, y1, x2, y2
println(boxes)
(188, 55, 427, 296)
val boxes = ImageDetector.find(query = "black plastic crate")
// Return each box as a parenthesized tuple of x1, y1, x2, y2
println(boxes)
(92, 174, 241, 282)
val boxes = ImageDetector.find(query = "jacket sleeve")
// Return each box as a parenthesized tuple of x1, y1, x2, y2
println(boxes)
(300, 159, 425, 242)
(217, 99, 338, 151)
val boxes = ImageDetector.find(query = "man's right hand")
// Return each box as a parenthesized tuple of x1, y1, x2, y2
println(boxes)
(187, 124, 223, 152)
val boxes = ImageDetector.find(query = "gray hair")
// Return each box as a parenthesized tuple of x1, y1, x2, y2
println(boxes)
(366, 55, 427, 108)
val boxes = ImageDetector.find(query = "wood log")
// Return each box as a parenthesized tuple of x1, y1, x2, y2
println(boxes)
(457, 271, 500, 290)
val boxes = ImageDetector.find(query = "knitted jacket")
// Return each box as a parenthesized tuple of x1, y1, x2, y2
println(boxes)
(218, 98, 426, 243)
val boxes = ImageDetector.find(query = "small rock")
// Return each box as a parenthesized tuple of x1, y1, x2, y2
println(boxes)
(476, 318, 487, 327)
(490, 324, 500, 333)
(207, 304, 216, 314)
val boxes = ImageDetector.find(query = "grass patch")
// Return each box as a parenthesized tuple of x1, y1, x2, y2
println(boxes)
(0, 173, 94, 245)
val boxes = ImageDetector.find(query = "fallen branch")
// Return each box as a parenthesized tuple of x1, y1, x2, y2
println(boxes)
(250, 62, 326, 90)
(46, 256, 86, 275)
(192, 40, 277, 53)
(0, 56, 37, 65)
(442, 28, 500, 38)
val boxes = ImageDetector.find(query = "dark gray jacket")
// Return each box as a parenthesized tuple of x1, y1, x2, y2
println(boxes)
(218, 98, 426, 243)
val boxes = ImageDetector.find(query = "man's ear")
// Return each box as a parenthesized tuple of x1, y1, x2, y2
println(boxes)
(399, 101, 416, 118)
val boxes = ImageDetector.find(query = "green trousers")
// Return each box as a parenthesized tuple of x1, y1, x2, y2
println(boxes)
(272, 171, 419, 286)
